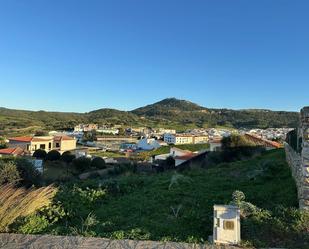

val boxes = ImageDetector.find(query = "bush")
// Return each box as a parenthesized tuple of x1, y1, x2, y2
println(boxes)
(72, 157, 91, 172)
(221, 134, 254, 150)
(34, 130, 48, 136)
(17, 214, 50, 234)
(0, 161, 20, 185)
(0, 137, 7, 149)
(158, 156, 175, 170)
(46, 150, 61, 161)
(15, 158, 42, 187)
(33, 149, 47, 159)
(61, 151, 76, 164)
(91, 157, 106, 169)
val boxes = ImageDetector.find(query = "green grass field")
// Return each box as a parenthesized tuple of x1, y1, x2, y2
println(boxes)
(91, 149, 297, 242)
(16, 149, 307, 248)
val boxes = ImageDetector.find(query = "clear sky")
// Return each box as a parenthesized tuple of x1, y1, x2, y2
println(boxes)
(0, 0, 308, 112)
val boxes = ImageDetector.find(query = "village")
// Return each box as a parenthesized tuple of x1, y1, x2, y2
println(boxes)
(0, 123, 290, 173)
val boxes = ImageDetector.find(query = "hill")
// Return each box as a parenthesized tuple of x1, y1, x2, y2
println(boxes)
(132, 98, 207, 115)
(86, 108, 141, 125)
(132, 98, 299, 129)
(0, 98, 299, 134)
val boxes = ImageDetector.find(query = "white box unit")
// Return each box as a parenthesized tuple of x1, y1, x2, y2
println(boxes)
(213, 205, 240, 245)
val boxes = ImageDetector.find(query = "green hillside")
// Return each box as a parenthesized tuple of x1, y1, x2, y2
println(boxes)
(0, 98, 299, 135)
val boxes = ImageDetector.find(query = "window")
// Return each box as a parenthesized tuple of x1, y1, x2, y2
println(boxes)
(223, 220, 234, 230)
(49, 142, 52, 149)
(40, 144, 46, 149)
(56, 143, 60, 148)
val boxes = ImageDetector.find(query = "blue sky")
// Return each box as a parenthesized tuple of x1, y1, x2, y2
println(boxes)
(0, 0, 308, 112)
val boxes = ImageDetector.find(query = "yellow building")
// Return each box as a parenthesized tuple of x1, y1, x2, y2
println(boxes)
(164, 133, 209, 145)
(8, 135, 76, 154)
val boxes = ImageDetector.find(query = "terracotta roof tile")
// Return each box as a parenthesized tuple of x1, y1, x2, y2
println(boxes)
(0, 147, 25, 155)
(9, 136, 33, 142)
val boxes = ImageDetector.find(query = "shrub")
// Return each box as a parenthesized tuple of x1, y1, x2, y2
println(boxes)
(158, 156, 175, 170)
(0, 184, 56, 232)
(221, 134, 254, 150)
(72, 157, 91, 172)
(46, 150, 61, 161)
(33, 149, 47, 159)
(91, 157, 106, 169)
(61, 151, 76, 164)
(70, 212, 98, 236)
(34, 130, 48, 136)
(0, 137, 7, 149)
(0, 161, 20, 185)
(17, 214, 50, 234)
(15, 158, 42, 187)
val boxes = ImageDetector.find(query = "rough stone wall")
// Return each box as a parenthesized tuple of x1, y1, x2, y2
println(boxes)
(285, 143, 303, 207)
(0, 233, 239, 249)
(285, 106, 309, 210)
(299, 107, 309, 209)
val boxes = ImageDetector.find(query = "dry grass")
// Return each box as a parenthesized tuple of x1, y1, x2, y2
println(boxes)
(0, 184, 56, 232)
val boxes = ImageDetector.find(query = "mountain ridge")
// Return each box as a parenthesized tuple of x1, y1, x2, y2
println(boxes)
(0, 98, 299, 133)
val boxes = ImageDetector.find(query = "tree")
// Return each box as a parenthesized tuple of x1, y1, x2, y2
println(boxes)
(0, 161, 20, 185)
(46, 150, 61, 161)
(91, 157, 106, 169)
(61, 151, 76, 164)
(15, 158, 41, 187)
(33, 149, 47, 159)
(34, 130, 48, 136)
(83, 130, 97, 142)
(0, 137, 7, 149)
(72, 157, 91, 172)
(221, 134, 253, 150)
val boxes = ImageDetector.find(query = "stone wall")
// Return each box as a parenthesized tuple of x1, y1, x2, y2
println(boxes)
(0, 233, 239, 249)
(285, 106, 309, 210)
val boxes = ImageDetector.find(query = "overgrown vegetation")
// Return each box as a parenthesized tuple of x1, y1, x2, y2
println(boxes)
(8, 149, 307, 247)
(203, 134, 265, 167)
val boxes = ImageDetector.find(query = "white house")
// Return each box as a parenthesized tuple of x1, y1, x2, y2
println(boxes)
(137, 138, 162, 150)
(164, 133, 193, 144)
(97, 128, 119, 135)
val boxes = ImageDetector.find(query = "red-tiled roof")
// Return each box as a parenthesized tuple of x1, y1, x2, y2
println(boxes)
(9, 136, 33, 142)
(0, 147, 25, 155)
(175, 154, 196, 160)
(245, 133, 282, 148)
